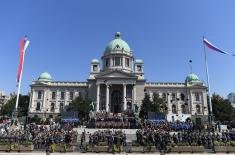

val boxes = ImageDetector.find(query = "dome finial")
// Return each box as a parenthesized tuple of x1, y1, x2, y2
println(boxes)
(115, 32, 121, 38)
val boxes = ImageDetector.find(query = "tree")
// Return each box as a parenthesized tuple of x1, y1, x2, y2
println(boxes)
(212, 93, 235, 123)
(152, 93, 167, 114)
(0, 94, 29, 117)
(139, 93, 152, 119)
(67, 96, 92, 123)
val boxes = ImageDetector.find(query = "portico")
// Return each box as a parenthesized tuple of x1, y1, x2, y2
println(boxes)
(95, 70, 137, 113)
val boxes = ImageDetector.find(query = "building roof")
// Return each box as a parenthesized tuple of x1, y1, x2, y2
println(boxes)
(104, 32, 131, 55)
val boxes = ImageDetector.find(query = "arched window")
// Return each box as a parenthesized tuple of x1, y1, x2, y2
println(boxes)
(196, 105, 201, 114)
(172, 104, 177, 114)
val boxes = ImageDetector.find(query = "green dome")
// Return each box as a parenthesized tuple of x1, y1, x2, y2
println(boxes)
(91, 58, 99, 63)
(38, 72, 52, 81)
(104, 32, 131, 55)
(185, 73, 201, 83)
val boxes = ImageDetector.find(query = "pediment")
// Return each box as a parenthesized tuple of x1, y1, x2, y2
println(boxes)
(95, 70, 137, 79)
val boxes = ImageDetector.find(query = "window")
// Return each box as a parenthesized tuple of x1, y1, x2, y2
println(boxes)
(93, 65, 98, 71)
(60, 102, 64, 112)
(52, 92, 56, 100)
(172, 105, 177, 114)
(61, 92, 65, 100)
(162, 93, 167, 101)
(171, 93, 176, 101)
(196, 105, 201, 114)
(114, 57, 122, 66)
(51, 102, 55, 112)
(180, 93, 185, 101)
(181, 105, 186, 114)
(127, 88, 132, 98)
(125, 58, 130, 67)
(37, 91, 42, 99)
(79, 92, 82, 97)
(137, 65, 142, 72)
(105, 58, 109, 67)
(195, 93, 200, 101)
(36, 102, 40, 111)
(69, 92, 74, 100)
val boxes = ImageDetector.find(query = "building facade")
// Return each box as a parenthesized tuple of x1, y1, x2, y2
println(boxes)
(228, 92, 235, 107)
(0, 91, 10, 111)
(28, 32, 209, 124)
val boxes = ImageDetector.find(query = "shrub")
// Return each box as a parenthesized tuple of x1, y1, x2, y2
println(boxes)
(229, 141, 235, 147)
(132, 142, 140, 147)
(0, 141, 10, 145)
(21, 141, 33, 147)
(214, 141, 226, 146)
(97, 142, 107, 146)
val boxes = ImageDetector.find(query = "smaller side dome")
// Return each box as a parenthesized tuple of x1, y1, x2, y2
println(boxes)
(38, 72, 52, 81)
(135, 59, 143, 64)
(185, 73, 201, 83)
(91, 58, 99, 63)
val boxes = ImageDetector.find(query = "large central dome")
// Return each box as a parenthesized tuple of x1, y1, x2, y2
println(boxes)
(104, 32, 131, 55)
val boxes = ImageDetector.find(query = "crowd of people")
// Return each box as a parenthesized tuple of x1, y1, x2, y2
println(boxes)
(89, 117, 137, 129)
(87, 111, 138, 129)
(139, 120, 194, 132)
(0, 122, 77, 149)
(136, 120, 235, 152)
(83, 129, 126, 152)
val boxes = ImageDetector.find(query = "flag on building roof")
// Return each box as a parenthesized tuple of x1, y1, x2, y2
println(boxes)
(16, 36, 30, 83)
(203, 38, 231, 55)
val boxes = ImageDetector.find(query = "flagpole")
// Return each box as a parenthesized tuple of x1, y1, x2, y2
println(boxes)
(14, 36, 29, 122)
(15, 51, 26, 113)
(203, 36, 213, 125)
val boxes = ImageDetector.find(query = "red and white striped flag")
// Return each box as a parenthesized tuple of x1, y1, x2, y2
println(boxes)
(16, 36, 30, 83)
(203, 38, 234, 56)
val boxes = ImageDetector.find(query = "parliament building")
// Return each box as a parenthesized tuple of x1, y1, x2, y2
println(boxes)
(28, 32, 209, 124)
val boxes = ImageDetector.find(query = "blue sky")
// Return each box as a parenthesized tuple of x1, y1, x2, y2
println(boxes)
(0, 0, 235, 97)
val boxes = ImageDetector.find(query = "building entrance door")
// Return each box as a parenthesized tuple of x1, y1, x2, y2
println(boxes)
(111, 90, 122, 113)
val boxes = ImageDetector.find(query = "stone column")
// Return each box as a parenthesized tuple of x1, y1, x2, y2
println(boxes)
(106, 84, 109, 112)
(96, 84, 100, 112)
(133, 85, 136, 102)
(133, 85, 136, 111)
(123, 84, 127, 110)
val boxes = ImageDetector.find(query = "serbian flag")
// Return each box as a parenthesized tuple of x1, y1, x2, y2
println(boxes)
(16, 36, 30, 83)
(203, 38, 230, 55)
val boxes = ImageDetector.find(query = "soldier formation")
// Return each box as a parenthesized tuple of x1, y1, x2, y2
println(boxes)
(86, 130, 126, 152)
(136, 120, 235, 152)
(0, 123, 77, 149)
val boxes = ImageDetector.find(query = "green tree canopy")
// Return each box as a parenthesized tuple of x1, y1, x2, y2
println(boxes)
(212, 93, 235, 123)
(67, 96, 92, 123)
(0, 94, 29, 117)
(139, 93, 167, 119)
(139, 93, 152, 119)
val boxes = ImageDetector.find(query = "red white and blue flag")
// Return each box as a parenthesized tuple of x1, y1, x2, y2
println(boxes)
(203, 38, 235, 56)
(16, 36, 30, 83)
